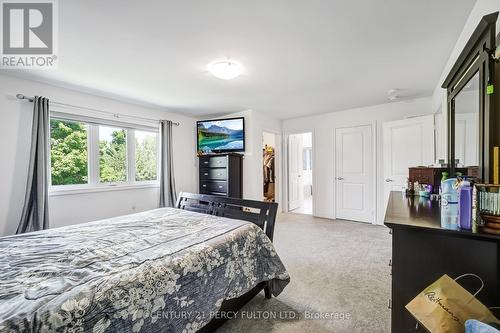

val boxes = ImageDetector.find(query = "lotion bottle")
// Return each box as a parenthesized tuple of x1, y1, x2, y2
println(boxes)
(458, 181, 472, 231)
(441, 178, 459, 230)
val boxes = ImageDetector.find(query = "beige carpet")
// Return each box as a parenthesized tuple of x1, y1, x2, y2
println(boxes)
(217, 213, 392, 333)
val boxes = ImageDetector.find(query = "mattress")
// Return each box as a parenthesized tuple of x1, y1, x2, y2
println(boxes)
(0, 208, 290, 332)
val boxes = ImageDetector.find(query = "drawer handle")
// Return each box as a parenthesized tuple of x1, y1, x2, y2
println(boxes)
(217, 173, 222, 176)
(202, 184, 207, 187)
(203, 161, 208, 164)
(388, 299, 392, 309)
(218, 185, 223, 189)
(388, 259, 392, 267)
(204, 173, 208, 176)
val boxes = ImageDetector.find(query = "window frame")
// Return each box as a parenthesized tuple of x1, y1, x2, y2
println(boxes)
(49, 115, 160, 196)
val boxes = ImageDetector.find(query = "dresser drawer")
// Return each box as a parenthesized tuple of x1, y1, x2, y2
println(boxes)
(209, 156, 227, 168)
(417, 174, 432, 184)
(200, 168, 227, 180)
(200, 181, 227, 194)
(199, 157, 210, 167)
(199, 156, 228, 168)
(409, 168, 433, 184)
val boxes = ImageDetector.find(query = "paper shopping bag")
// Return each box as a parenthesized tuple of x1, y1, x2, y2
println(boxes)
(405, 274, 499, 333)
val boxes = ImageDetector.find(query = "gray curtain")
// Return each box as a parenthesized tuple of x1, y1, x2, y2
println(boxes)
(17, 96, 50, 234)
(159, 120, 177, 207)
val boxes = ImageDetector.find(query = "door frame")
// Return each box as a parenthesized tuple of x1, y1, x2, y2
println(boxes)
(284, 130, 316, 215)
(333, 121, 377, 224)
(262, 128, 282, 211)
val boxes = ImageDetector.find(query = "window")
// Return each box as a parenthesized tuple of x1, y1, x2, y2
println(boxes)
(50, 119, 88, 185)
(99, 126, 127, 183)
(50, 117, 159, 191)
(135, 130, 158, 181)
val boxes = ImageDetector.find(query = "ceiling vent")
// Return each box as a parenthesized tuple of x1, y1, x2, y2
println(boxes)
(387, 89, 401, 101)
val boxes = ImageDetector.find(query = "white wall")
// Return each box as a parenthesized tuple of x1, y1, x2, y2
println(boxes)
(0, 74, 198, 236)
(435, 111, 446, 161)
(262, 131, 276, 149)
(217, 110, 283, 209)
(282, 97, 433, 224)
(302, 132, 312, 148)
(431, 0, 500, 155)
(300, 133, 313, 196)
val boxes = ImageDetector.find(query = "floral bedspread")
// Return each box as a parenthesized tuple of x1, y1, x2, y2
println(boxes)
(0, 208, 290, 333)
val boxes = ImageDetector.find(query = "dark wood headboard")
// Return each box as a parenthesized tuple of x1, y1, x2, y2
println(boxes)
(176, 192, 278, 241)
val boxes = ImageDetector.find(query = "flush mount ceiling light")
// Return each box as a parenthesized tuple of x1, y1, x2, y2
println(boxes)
(207, 60, 243, 80)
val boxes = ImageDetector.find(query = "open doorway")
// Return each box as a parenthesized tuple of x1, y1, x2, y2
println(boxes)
(288, 132, 313, 215)
(263, 132, 278, 203)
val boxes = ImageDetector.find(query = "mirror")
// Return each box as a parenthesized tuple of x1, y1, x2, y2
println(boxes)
(452, 71, 480, 168)
(443, 12, 497, 182)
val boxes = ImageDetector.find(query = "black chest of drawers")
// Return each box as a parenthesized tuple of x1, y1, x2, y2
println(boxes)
(199, 154, 243, 198)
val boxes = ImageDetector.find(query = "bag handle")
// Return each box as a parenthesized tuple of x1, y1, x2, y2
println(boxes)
(454, 273, 484, 297)
(414, 273, 485, 331)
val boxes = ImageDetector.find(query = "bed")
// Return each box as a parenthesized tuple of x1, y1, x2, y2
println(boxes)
(0, 192, 290, 333)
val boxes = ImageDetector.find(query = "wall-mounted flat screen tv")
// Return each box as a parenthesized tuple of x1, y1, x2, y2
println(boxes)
(197, 117, 245, 153)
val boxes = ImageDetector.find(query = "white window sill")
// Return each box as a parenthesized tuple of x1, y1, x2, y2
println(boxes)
(49, 183, 160, 196)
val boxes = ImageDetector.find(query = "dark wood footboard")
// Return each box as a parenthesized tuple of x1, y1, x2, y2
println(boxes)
(175, 192, 279, 332)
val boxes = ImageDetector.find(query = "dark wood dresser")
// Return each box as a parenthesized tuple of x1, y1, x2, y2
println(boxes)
(199, 154, 243, 198)
(384, 192, 500, 332)
(408, 167, 475, 193)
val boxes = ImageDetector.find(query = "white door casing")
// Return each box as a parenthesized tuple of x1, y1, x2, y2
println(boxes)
(288, 134, 304, 211)
(382, 115, 434, 205)
(335, 124, 374, 223)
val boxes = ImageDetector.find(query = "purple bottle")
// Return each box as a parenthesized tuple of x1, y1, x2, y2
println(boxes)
(458, 181, 472, 230)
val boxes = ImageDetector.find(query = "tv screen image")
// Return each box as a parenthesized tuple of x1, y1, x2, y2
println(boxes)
(197, 118, 245, 153)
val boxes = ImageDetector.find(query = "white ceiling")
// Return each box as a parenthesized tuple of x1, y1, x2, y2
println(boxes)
(2, 0, 476, 119)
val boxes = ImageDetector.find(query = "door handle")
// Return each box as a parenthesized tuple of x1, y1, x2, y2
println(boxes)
(385, 178, 394, 182)
(336, 177, 344, 180)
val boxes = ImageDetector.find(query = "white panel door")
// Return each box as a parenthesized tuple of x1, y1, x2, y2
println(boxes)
(288, 134, 304, 210)
(455, 113, 478, 166)
(383, 115, 434, 205)
(335, 125, 374, 223)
